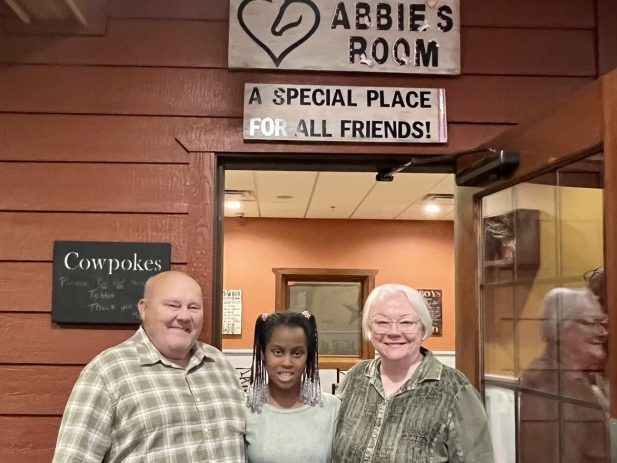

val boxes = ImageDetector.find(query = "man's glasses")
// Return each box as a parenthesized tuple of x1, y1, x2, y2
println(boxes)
(371, 318, 421, 334)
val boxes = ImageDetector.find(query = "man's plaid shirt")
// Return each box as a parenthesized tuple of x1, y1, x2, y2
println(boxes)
(53, 327, 245, 462)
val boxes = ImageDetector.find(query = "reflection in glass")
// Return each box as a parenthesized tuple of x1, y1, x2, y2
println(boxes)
(480, 153, 607, 462)
(519, 391, 608, 463)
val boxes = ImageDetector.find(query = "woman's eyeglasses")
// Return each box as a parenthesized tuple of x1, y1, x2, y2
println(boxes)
(371, 318, 421, 334)
(568, 317, 609, 329)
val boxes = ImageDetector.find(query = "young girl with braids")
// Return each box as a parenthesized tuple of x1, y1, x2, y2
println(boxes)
(245, 311, 340, 463)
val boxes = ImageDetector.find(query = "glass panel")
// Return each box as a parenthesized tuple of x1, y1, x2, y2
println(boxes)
(482, 188, 515, 285)
(481, 153, 608, 463)
(519, 392, 560, 463)
(562, 401, 609, 462)
(516, 285, 556, 379)
(557, 159, 604, 282)
(287, 282, 362, 356)
(482, 286, 515, 376)
(519, 391, 609, 463)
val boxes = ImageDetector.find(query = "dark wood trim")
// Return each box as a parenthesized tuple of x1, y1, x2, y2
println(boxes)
(454, 186, 482, 387)
(187, 152, 216, 346)
(601, 71, 617, 418)
(457, 79, 603, 182)
(597, 0, 617, 75)
(212, 158, 226, 350)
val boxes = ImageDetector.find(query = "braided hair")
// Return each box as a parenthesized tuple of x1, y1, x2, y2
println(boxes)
(247, 311, 322, 411)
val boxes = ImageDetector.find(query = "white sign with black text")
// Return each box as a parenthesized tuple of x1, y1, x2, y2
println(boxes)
(229, 0, 460, 74)
(222, 289, 243, 335)
(243, 83, 447, 143)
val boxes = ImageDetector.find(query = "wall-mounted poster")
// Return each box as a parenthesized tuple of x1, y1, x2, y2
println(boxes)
(418, 288, 442, 336)
(223, 289, 243, 335)
(229, 0, 460, 75)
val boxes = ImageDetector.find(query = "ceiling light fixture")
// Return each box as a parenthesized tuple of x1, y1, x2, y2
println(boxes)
(225, 200, 242, 210)
(424, 203, 441, 214)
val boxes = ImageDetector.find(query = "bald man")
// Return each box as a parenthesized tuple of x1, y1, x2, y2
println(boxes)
(53, 271, 245, 463)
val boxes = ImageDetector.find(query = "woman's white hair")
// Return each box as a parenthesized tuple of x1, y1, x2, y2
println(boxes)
(361, 284, 433, 341)
(541, 287, 601, 342)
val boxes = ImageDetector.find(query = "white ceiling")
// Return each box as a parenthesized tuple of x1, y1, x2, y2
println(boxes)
(224, 171, 455, 221)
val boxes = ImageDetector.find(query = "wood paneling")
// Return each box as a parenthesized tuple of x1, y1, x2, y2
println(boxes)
(106, 0, 595, 28)
(0, 366, 80, 414)
(470, 79, 603, 183)
(0, 263, 50, 311)
(0, 22, 595, 78)
(0, 416, 59, 463)
(0, 163, 189, 213)
(106, 0, 229, 21)
(0, 114, 190, 163)
(0, 66, 592, 124)
(0, 113, 511, 160)
(0, 0, 106, 36)
(0, 20, 228, 67)
(0, 313, 136, 364)
(462, 29, 596, 77)
(461, 0, 595, 28)
(598, 0, 617, 75)
(0, 212, 188, 262)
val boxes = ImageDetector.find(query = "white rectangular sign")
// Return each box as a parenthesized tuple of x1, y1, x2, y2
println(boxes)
(243, 83, 447, 143)
(222, 289, 242, 335)
(229, 0, 460, 75)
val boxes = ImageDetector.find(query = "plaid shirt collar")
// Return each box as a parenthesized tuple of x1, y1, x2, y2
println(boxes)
(134, 326, 213, 369)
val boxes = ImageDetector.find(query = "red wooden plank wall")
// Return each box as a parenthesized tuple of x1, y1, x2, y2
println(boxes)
(0, 0, 612, 460)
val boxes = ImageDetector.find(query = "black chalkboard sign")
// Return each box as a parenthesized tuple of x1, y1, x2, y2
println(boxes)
(52, 241, 171, 324)
(418, 289, 443, 336)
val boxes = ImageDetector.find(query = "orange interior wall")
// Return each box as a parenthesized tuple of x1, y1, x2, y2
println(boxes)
(222, 217, 455, 351)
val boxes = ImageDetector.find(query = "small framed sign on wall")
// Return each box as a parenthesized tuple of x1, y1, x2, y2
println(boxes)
(52, 241, 171, 324)
(418, 288, 443, 336)
(222, 289, 243, 335)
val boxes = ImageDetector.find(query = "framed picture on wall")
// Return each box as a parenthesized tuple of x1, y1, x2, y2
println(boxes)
(418, 289, 443, 336)
(483, 209, 540, 270)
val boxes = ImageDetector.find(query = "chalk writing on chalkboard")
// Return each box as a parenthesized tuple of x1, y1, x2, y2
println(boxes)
(418, 289, 443, 336)
(52, 241, 171, 324)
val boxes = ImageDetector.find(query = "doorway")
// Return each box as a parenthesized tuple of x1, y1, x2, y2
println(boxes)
(215, 159, 457, 390)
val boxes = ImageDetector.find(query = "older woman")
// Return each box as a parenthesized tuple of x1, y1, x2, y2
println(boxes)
(519, 287, 608, 463)
(333, 284, 493, 462)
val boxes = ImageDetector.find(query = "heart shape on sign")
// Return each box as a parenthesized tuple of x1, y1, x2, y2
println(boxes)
(237, 0, 321, 67)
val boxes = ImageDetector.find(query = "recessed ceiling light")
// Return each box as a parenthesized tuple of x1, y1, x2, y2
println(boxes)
(225, 200, 242, 210)
(424, 203, 441, 214)
(276, 195, 293, 200)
